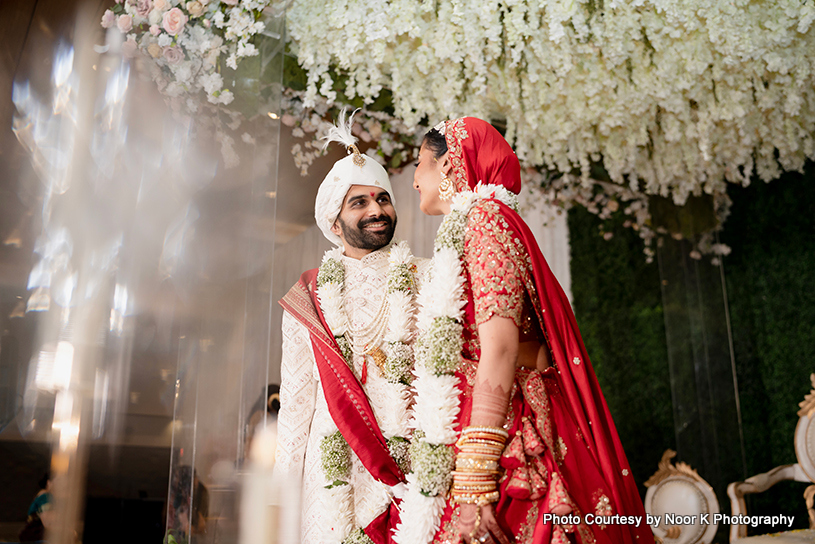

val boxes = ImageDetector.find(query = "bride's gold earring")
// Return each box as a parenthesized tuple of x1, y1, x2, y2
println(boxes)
(439, 171, 455, 201)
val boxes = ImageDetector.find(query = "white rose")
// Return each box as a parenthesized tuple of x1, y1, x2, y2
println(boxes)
(186, 1, 204, 18)
(149, 9, 162, 25)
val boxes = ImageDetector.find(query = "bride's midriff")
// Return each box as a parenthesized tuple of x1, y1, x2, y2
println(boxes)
(517, 339, 551, 371)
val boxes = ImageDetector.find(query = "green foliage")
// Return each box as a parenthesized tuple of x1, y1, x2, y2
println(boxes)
(416, 317, 463, 376)
(568, 207, 673, 496)
(409, 435, 454, 497)
(720, 162, 815, 533)
(320, 431, 351, 486)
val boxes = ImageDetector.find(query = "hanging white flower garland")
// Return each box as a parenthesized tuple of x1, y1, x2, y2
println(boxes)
(395, 185, 519, 544)
(315, 241, 418, 544)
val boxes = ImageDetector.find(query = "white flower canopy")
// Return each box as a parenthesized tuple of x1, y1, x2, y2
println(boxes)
(286, 0, 815, 251)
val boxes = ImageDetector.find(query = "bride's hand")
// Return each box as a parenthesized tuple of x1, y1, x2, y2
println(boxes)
(457, 503, 512, 544)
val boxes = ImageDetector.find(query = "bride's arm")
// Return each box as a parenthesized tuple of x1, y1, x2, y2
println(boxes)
(471, 316, 518, 428)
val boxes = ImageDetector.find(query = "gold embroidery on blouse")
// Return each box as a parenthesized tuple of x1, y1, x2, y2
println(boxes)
(464, 200, 532, 328)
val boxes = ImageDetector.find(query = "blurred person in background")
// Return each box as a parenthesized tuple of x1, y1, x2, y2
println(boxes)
(19, 473, 52, 544)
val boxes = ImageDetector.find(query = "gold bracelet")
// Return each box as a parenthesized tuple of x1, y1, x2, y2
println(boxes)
(452, 490, 500, 506)
(455, 459, 500, 472)
(468, 506, 482, 541)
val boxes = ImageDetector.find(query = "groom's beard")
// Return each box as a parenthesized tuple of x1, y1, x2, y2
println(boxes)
(338, 214, 397, 251)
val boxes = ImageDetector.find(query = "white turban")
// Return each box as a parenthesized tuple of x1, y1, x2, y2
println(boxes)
(314, 110, 395, 246)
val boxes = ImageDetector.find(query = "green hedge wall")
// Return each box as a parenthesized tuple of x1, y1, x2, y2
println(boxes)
(720, 163, 815, 530)
(567, 207, 674, 494)
(568, 162, 815, 536)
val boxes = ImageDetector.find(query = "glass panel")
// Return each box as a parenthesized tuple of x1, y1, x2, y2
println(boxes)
(657, 234, 747, 506)
(12, 6, 286, 544)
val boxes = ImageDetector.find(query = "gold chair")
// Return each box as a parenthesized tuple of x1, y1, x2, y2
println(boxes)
(645, 450, 720, 544)
(726, 373, 815, 543)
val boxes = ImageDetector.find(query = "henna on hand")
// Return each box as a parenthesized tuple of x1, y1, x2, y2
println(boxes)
(471, 377, 510, 427)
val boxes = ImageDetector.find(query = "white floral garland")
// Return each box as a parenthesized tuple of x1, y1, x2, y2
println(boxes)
(315, 241, 418, 544)
(395, 185, 518, 544)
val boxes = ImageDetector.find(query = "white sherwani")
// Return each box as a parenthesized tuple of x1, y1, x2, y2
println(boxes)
(274, 245, 427, 544)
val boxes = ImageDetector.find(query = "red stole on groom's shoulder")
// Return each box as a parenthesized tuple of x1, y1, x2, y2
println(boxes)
(279, 269, 404, 544)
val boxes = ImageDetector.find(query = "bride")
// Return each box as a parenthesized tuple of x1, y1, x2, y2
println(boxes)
(396, 117, 653, 544)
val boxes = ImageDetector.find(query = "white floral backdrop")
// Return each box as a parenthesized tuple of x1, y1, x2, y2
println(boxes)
(285, 0, 815, 257)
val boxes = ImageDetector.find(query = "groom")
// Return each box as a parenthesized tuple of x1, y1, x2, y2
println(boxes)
(275, 119, 426, 544)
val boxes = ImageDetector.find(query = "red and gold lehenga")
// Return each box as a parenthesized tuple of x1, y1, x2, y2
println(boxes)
(428, 118, 654, 544)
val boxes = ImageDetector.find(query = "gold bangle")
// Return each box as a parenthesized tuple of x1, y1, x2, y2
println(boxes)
(455, 459, 500, 472)
(459, 442, 504, 452)
(460, 426, 509, 439)
(452, 490, 500, 506)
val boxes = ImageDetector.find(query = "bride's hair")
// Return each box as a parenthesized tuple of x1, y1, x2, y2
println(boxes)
(422, 128, 447, 159)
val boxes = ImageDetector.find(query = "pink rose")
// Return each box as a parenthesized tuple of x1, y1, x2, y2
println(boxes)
(150, 24, 160, 36)
(163, 46, 184, 64)
(162, 7, 187, 35)
(135, 0, 152, 18)
(280, 114, 297, 127)
(122, 36, 138, 58)
(101, 9, 116, 28)
(153, 0, 168, 10)
(117, 14, 133, 33)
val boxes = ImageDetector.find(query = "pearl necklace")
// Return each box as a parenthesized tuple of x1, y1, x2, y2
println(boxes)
(346, 295, 390, 356)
